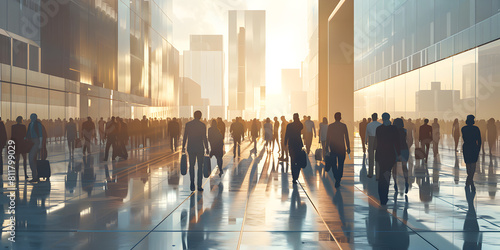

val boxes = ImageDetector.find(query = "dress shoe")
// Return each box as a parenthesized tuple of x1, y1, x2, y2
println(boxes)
(190, 183, 195, 191)
(198, 187, 204, 192)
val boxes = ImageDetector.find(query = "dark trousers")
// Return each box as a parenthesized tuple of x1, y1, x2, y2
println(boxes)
(378, 169, 392, 205)
(421, 139, 431, 161)
(83, 139, 91, 155)
(233, 137, 241, 156)
(215, 155, 223, 171)
(330, 151, 346, 182)
(466, 163, 476, 185)
(360, 136, 366, 153)
(68, 139, 75, 156)
(104, 136, 115, 160)
(289, 148, 301, 181)
(304, 132, 313, 154)
(188, 150, 204, 186)
(170, 136, 178, 152)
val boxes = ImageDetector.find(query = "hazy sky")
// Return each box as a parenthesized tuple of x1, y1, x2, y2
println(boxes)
(172, 0, 308, 94)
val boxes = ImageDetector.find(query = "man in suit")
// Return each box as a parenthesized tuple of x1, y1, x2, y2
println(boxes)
(279, 116, 289, 161)
(419, 118, 433, 163)
(375, 113, 401, 205)
(103, 117, 117, 161)
(65, 118, 77, 158)
(168, 117, 180, 152)
(11, 116, 28, 180)
(230, 117, 244, 158)
(284, 113, 304, 184)
(326, 112, 351, 188)
(182, 110, 209, 192)
(366, 113, 381, 178)
(26, 113, 43, 182)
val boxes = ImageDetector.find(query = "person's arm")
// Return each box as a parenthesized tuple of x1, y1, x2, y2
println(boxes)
(203, 125, 209, 155)
(325, 126, 331, 154)
(345, 125, 350, 154)
(313, 123, 316, 137)
(365, 125, 369, 145)
(182, 124, 188, 152)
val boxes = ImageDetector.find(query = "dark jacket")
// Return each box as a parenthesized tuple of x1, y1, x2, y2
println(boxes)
(208, 127, 223, 157)
(168, 120, 180, 137)
(419, 124, 432, 141)
(284, 121, 304, 151)
(11, 123, 27, 153)
(326, 121, 350, 155)
(182, 119, 208, 153)
(462, 125, 481, 164)
(375, 124, 401, 170)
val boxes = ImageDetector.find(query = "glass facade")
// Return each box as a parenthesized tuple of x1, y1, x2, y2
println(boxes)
(0, 0, 178, 120)
(355, 0, 500, 123)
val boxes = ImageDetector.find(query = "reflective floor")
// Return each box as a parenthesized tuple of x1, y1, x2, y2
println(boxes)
(1, 135, 499, 249)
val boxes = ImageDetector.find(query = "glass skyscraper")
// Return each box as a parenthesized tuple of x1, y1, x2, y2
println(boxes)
(0, 0, 178, 120)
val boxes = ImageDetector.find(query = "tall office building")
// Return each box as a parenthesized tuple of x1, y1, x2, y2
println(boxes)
(0, 0, 178, 120)
(183, 35, 225, 119)
(228, 10, 266, 119)
(354, 0, 500, 122)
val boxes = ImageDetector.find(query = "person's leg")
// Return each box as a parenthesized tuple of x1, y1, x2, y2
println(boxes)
(378, 170, 391, 205)
(217, 155, 223, 173)
(233, 138, 237, 156)
(188, 153, 197, 190)
(368, 136, 375, 177)
(321, 141, 327, 159)
(466, 162, 476, 186)
(196, 153, 204, 189)
(402, 161, 409, 193)
(104, 139, 112, 160)
(170, 136, 174, 151)
(22, 153, 28, 179)
(361, 136, 366, 153)
(28, 139, 40, 181)
(454, 137, 459, 151)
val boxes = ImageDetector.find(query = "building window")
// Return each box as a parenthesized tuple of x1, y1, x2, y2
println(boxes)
(0, 35, 10, 65)
(12, 39, 27, 69)
(29, 45, 39, 71)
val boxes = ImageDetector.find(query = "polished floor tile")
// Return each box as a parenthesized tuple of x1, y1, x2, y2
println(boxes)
(1, 136, 499, 249)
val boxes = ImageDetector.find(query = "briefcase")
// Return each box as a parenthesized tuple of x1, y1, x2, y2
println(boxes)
(298, 149, 307, 169)
(180, 154, 187, 176)
(203, 156, 212, 178)
(315, 147, 323, 161)
(75, 138, 82, 148)
(37, 160, 51, 180)
(415, 147, 425, 160)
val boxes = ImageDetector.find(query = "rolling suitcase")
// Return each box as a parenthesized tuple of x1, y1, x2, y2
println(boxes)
(203, 156, 212, 178)
(37, 160, 51, 180)
(315, 145, 323, 161)
(180, 154, 187, 176)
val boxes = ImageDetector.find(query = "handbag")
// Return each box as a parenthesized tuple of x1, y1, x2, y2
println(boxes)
(298, 149, 307, 169)
(203, 156, 212, 178)
(315, 144, 323, 161)
(180, 154, 187, 175)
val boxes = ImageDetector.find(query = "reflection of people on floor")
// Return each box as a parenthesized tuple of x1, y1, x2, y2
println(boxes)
(375, 113, 400, 205)
(288, 185, 307, 248)
(463, 186, 482, 250)
(187, 194, 205, 249)
(462, 115, 481, 188)
(418, 164, 433, 213)
(81, 155, 96, 197)
(454, 155, 460, 185)
(66, 159, 78, 194)
(488, 158, 497, 198)
(432, 160, 440, 195)
(477, 119, 487, 155)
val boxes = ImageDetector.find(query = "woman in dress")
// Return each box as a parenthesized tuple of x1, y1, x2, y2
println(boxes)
(208, 120, 224, 177)
(462, 115, 481, 187)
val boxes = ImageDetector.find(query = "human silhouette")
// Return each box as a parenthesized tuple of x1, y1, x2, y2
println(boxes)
(116, 117, 128, 160)
(182, 110, 209, 191)
(318, 117, 328, 160)
(463, 186, 482, 249)
(393, 118, 409, 194)
(273, 117, 280, 151)
(168, 117, 180, 152)
(487, 118, 497, 156)
(419, 118, 432, 163)
(141, 115, 149, 147)
(477, 119, 487, 155)
(250, 119, 259, 154)
(103, 116, 117, 161)
(462, 115, 481, 187)
(366, 113, 381, 178)
(82, 117, 95, 156)
(405, 118, 415, 149)
(65, 118, 77, 158)
(230, 117, 244, 158)
(98, 117, 105, 145)
(208, 119, 224, 177)
(279, 116, 289, 162)
(359, 118, 367, 153)
(304, 116, 316, 155)
(452, 118, 461, 152)
(431, 118, 440, 156)
(284, 113, 304, 184)
(11, 116, 28, 180)
(326, 112, 350, 188)
(217, 117, 226, 141)
(375, 113, 400, 205)
(264, 118, 273, 150)
(26, 113, 43, 182)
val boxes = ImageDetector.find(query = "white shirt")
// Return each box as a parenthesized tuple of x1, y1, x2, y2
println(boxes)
(366, 121, 382, 138)
(305, 120, 316, 134)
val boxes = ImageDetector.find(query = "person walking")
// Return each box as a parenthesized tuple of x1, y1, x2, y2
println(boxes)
(419, 119, 433, 163)
(284, 113, 304, 184)
(66, 118, 77, 158)
(11, 116, 29, 180)
(264, 118, 273, 150)
(405, 118, 415, 149)
(168, 117, 180, 152)
(304, 116, 316, 155)
(318, 117, 328, 160)
(26, 113, 43, 183)
(250, 119, 260, 154)
(117, 117, 129, 160)
(375, 113, 401, 205)
(208, 119, 224, 177)
(326, 112, 350, 188)
(230, 117, 244, 158)
(103, 117, 117, 161)
(393, 118, 409, 194)
(366, 113, 382, 178)
(279, 116, 289, 162)
(98, 117, 106, 145)
(82, 117, 95, 156)
(431, 118, 440, 156)
(182, 110, 209, 192)
(359, 118, 368, 154)
(452, 119, 461, 153)
(462, 115, 481, 188)
(217, 117, 226, 141)
(487, 118, 497, 156)
(273, 117, 280, 151)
